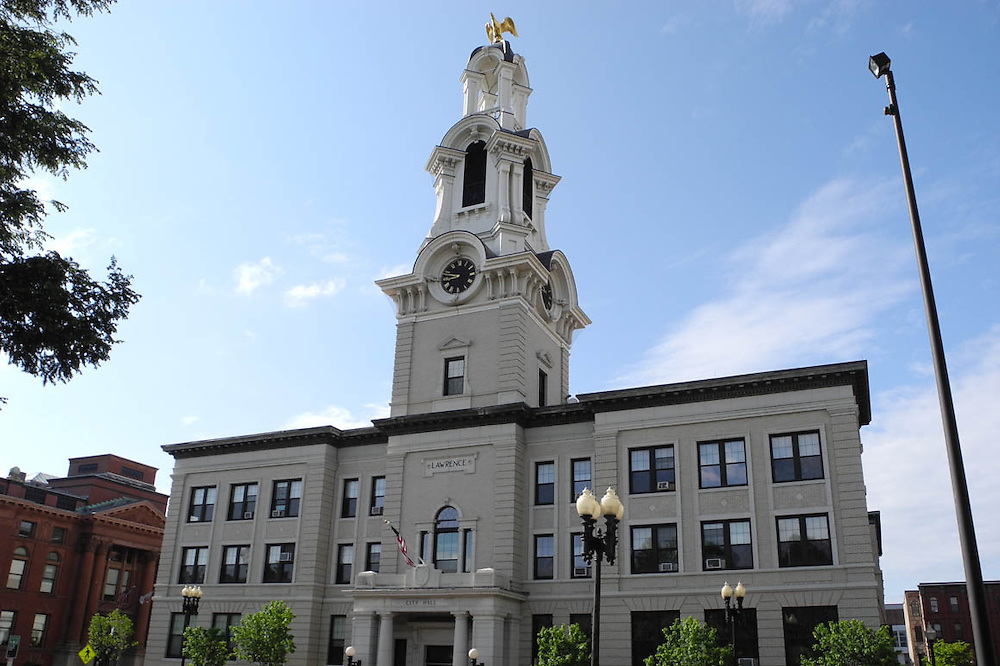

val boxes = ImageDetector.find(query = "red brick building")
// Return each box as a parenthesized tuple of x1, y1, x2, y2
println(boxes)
(0, 456, 167, 666)
(903, 581, 1000, 664)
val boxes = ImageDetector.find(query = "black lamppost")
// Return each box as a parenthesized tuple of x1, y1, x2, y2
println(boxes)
(179, 584, 202, 666)
(345, 645, 361, 666)
(720, 581, 746, 656)
(468, 648, 484, 666)
(575, 487, 624, 666)
(925, 626, 938, 666)
(869, 52, 996, 666)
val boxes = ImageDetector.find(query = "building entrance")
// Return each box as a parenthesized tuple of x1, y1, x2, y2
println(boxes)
(424, 645, 452, 666)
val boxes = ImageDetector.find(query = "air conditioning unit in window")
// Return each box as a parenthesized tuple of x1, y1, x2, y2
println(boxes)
(271, 510, 285, 518)
(658, 562, 676, 572)
(656, 481, 673, 491)
(370, 506, 384, 516)
(243, 511, 254, 520)
(278, 553, 293, 562)
(737, 658, 758, 666)
(705, 558, 725, 569)
(573, 567, 590, 577)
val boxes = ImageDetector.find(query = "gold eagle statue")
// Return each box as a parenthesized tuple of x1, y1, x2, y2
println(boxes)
(485, 13, 517, 44)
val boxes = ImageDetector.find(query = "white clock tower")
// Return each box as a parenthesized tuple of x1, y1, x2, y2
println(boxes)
(377, 41, 589, 417)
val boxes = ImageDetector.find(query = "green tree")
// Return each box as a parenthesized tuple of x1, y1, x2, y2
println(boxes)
(0, 0, 139, 403)
(87, 610, 137, 666)
(535, 623, 590, 666)
(644, 616, 732, 666)
(929, 640, 975, 666)
(799, 620, 897, 666)
(182, 627, 231, 666)
(231, 601, 296, 666)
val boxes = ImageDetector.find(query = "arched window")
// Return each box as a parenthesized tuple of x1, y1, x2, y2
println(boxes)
(522, 157, 533, 218)
(434, 506, 460, 573)
(7, 547, 28, 590)
(462, 141, 487, 207)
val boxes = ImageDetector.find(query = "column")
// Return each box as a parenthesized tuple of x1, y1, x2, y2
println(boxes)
(451, 611, 469, 666)
(81, 541, 108, 643)
(506, 613, 521, 666)
(471, 614, 505, 666)
(351, 612, 376, 665)
(133, 552, 158, 651)
(375, 612, 394, 666)
(66, 538, 98, 644)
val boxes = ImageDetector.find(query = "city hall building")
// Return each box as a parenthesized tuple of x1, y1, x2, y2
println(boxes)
(146, 35, 884, 666)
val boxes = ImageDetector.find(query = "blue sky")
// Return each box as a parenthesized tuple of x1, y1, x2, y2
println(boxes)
(2, 1, 998, 604)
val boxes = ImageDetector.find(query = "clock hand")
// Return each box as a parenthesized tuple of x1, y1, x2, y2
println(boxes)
(442, 272, 460, 279)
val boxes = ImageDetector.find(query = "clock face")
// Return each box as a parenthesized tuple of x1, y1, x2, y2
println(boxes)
(441, 258, 477, 294)
(540, 282, 553, 310)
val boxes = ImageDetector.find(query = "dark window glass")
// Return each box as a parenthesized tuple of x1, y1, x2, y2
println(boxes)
(228, 483, 258, 520)
(534, 534, 554, 579)
(120, 466, 145, 480)
(370, 476, 385, 515)
(571, 459, 592, 500)
(929, 597, 938, 613)
(336, 544, 353, 584)
(522, 157, 534, 218)
(538, 369, 548, 407)
(327, 615, 346, 665)
(24, 487, 46, 504)
(50, 526, 66, 543)
(705, 608, 759, 660)
(535, 462, 555, 505)
(434, 507, 459, 573)
(444, 357, 465, 396)
(18, 520, 36, 538)
(212, 613, 241, 656)
(631, 611, 679, 666)
(949, 596, 959, 612)
(220, 546, 250, 583)
(771, 431, 824, 482)
(263, 543, 295, 583)
(701, 519, 753, 570)
(271, 479, 302, 518)
(341, 479, 359, 518)
(571, 533, 590, 579)
(462, 141, 487, 207)
(629, 446, 675, 494)
(166, 613, 186, 658)
(782, 606, 838, 665)
(777, 515, 833, 567)
(531, 615, 553, 663)
(569, 614, 592, 645)
(631, 524, 679, 574)
(699, 439, 747, 488)
(365, 543, 381, 573)
(188, 486, 217, 522)
(179, 546, 208, 584)
(76, 463, 98, 474)
(463, 528, 474, 573)
(56, 496, 77, 511)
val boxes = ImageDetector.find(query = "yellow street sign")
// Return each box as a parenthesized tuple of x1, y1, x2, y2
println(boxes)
(78, 644, 97, 664)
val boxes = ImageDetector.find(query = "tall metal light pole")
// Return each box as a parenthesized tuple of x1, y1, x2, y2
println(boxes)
(576, 487, 624, 666)
(721, 581, 747, 657)
(869, 52, 995, 666)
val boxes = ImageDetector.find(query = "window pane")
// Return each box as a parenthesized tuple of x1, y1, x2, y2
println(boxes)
(772, 435, 793, 458)
(778, 518, 800, 542)
(632, 527, 652, 550)
(729, 521, 751, 544)
(798, 432, 820, 456)
(805, 516, 829, 539)
(699, 444, 719, 466)
(724, 440, 745, 462)
(631, 450, 650, 472)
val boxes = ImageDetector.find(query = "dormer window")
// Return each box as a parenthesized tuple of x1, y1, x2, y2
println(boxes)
(462, 141, 487, 207)
(522, 157, 533, 218)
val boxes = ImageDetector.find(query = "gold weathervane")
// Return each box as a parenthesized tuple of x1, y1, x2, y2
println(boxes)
(485, 13, 517, 44)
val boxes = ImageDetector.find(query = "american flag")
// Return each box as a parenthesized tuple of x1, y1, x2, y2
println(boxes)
(384, 519, 415, 567)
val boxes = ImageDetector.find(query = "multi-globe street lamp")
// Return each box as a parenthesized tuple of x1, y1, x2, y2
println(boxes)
(575, 487, 624, 666)
(179, 584, 203, 666)
(720, 581, 747, 656)
(868, 52, 996, 666)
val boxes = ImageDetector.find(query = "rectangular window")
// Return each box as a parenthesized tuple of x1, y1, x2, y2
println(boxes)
(777, 515, 833, 567)
(120, 466, 145, 480)
(782, 606, 838, 666)
(327, 615, 347, 665)
(227, 483, 259, 520)
(336, 544, 354, 584)
(179, 546, 209, 584)
(699, 439, 747, 488)
(56, 496, 77, 511)
(631, 524, 679, 574)
(18, 520, 36, 538)
(419, 531, 430, 562)
(531, 615, 553, 664)
(569, 613, 592, 644)
(631, 611, 680, 666)
(929, 597, 939, 613)
(166, 613, 186, 658)
(463, 529, 474, 573)
(538, 369, 548, 407)
(103, 567, 121, 601)
(701, 519, 753, 570)
(0, 610, 16, 645)
(534, 534, 554, 579)
(949, 596, 959, 612)
(571, 533, 590, 579)
(705, 608, 759, 660)
(77, 463, 98, 474)
(629, 446, 675, 494)
(220, 545, 250, 584)
(571, 458, 592, 500)
(51, 526, 66, 543)
(212, 613, 241, 655)
(188, 486, 217, 522)
(535, 462, 555, 505)
(24, 487, 46, 504)
(263, 543, 295, 583)
(270, 479, 302, 518)
(341, 479, 359, 518)
(444, 357, 465, 396)
(30, 613, 49, 647)
(370, 476, 385, 515)
(40, 563, 58, 594)
(771, 431, 823, 482)
(7, 558, 26, 589)
(365, 543, 381, 573)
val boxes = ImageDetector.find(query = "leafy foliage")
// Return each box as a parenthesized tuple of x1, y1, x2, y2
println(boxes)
(87, 610, 137, 666)
(644, 616, 732, 666)
(928, 640, 976, 666)
(231, 601, 296, 666)
(182, 627, 231, 666)
(0, 0, 138, 398)
(536, 623, 590, 666)
(799, 620, 897, 666)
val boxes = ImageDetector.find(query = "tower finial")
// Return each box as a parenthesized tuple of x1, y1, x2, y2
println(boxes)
(485, 13, 517, 44)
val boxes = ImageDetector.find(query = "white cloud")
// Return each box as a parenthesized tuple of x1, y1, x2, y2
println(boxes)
(619, 178, 913, 386)
(735, 0, 793, 23)
(284, 403, 389, 430)
(181, 415, 199, 426)
(864, 324, 1000, 597)
(47, 228, 97, 256)
(234, 257, 281, 295)
(284, 278, 346, 308)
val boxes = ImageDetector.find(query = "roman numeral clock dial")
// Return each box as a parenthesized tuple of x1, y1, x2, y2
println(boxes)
(441, 258, 477, 294)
